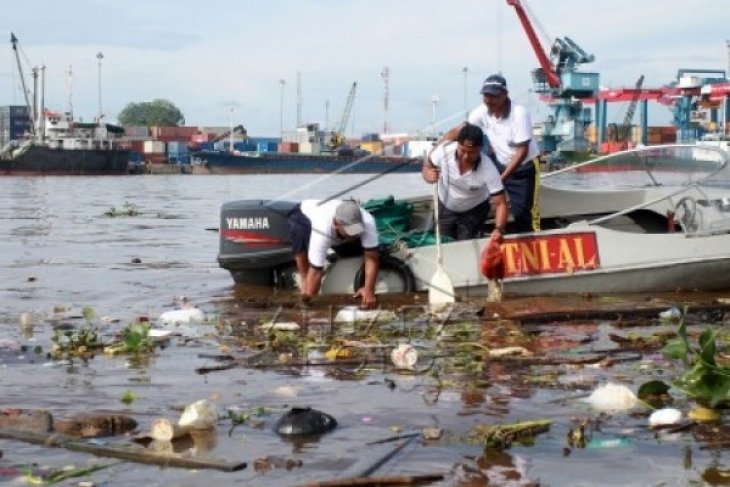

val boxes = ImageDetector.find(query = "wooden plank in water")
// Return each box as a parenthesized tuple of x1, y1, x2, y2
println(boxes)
(0, 427, 246, 472)
(483, 295, 730, 323)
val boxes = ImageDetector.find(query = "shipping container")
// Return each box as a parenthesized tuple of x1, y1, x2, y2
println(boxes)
(143, 140, 166, 153)
(279, 142, 299, 153)
(360, 141, 384, 155)
(191, 132, 215, 144)
(233, 142, 257, 152)
(123, 126, 150, 137)
(167, 141, 189, 154)
(151, 126, 198, 139)
(362, 133, 381, 142)
(256, 141, 277, 152)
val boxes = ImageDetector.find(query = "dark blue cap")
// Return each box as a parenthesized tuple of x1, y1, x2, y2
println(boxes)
(480, 74, 507, 95)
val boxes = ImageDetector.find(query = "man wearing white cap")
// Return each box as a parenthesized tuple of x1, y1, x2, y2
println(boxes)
(287, 199, 380, 307)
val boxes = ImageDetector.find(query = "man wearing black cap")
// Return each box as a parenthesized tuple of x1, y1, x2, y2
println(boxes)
(470, 74, 541, 233)
(287, 199, 380, 307)
(422, 123, 509, 241)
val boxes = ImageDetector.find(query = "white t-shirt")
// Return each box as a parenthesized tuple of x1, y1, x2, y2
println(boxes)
(468, 101, 540, 167)
(300, 199, 379, 268)
(430, 142, 504, 213)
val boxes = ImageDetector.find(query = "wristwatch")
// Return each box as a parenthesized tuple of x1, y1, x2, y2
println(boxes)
(494, 226, 505, 234)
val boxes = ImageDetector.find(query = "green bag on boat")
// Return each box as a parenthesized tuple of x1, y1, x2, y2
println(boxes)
(363, 196, 452, 248)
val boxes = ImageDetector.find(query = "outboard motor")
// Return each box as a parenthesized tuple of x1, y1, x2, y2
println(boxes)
(218, 200, 297, 285)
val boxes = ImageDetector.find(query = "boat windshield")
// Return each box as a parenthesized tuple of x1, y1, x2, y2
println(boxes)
(542, 144, 730, 190)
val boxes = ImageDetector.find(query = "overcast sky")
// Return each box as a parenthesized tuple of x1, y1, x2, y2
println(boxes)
(1, 0, 727, 136)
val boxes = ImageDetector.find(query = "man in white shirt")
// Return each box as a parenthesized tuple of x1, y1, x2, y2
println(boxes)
(468, 74, 541, 233)
(287, 199, 380, 307)
(422, 123, 508, 241)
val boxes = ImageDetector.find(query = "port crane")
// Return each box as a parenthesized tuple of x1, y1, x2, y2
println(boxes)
(604, 75, 645, 153)
(328, 82, 357, 150)
(506, 0, 599, 157)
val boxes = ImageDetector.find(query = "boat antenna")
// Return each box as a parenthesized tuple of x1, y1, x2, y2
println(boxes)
(296, 71, 302, 127)
(66, 65, 73, 120)
(10, 33, 34, 136)
(381, 66, 389, 135)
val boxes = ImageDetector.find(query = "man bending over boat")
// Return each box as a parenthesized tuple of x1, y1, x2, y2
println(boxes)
(287, 199, 380, 308)
(422, 123, 509, 241)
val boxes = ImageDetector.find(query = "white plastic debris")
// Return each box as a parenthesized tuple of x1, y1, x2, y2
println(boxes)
(391, 344, 418, 370)
(259, 321, 301, 331)
(584, 383, 638, 411)
(148, 329, 174, 338)
(158, 307, 206, 325)
(178, 399, 218, 430)
(649, 408, 683, 427)
(658, 307, 681, 321)
(334, 306, 396, 323)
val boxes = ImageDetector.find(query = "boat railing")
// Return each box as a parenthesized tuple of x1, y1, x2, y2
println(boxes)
(0, 140, 19, 160)
(543, 144, 730, 189)
(585, 181, 730, 236)
(8, 139, 33, 160)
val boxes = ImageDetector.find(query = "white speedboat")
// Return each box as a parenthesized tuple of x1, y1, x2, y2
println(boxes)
(218, 144, 730, 296)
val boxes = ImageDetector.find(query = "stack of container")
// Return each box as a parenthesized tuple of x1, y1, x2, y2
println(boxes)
(151, 126, 198, 143)
(0, 106, 31, 147)
(167, 141, 190, 164)
(143, 140, 167, 165)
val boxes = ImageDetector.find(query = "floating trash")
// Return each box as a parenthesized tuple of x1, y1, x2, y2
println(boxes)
(158, 308, 206, 325)
(391, 344, 418, 370)
(586, 437, 631, 449)
(584, 383, 638, 411)
(273, 407, 337, 436)
(658, 307, 681, 321)
(649, 408, 682, 427)
(178, 399, 218, 430)
(334, 306, 396, 323)
(259, 321, 301, 331)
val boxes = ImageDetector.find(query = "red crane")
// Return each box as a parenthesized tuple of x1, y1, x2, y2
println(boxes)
(505, 0, 560, 90)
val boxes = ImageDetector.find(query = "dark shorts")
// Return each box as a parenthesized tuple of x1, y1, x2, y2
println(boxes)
(495, 158, 539, 233)
(438, 198, 492, 240)
(287, 204, 311, 254)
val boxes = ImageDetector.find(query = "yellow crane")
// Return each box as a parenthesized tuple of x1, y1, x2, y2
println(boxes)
(328, 82, 357, 150)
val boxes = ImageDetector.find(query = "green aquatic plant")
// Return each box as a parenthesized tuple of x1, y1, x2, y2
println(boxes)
(82, 305, 95, 323)
(657, 307, 730, 408)
(120, 390, 137, 405)
(105, 201, 140, 217)
(121, 321, 154, 353)
(51, 323, 100, 358)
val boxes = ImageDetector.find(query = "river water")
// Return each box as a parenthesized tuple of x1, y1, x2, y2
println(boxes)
(0, 174, 726, 486)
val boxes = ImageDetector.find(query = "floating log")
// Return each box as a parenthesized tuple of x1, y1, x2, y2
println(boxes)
(485, 296, 730, 324)
(299, 473, 444, 487)
(0, 427, 246, 472)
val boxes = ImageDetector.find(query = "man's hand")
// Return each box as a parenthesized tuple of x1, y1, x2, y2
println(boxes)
(423, 164, 439, 184)
(353, 286, 377, 309)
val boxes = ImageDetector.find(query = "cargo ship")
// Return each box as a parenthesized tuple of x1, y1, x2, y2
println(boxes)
(1, 34, 129, 176)
(190, 148, 421, 174)
(190, 122, 422, 174)
(0, 107, 130, 176)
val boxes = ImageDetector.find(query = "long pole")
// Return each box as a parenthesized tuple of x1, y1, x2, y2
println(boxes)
(39, 65, 45, 143)
(431, 95, 439, 138)
(228, 106, 234, 152)
(10, 33, 34, 134)
(96, 52, 104, 120)
(462, 66, 468, 118)
(279, 79, 285, 137)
